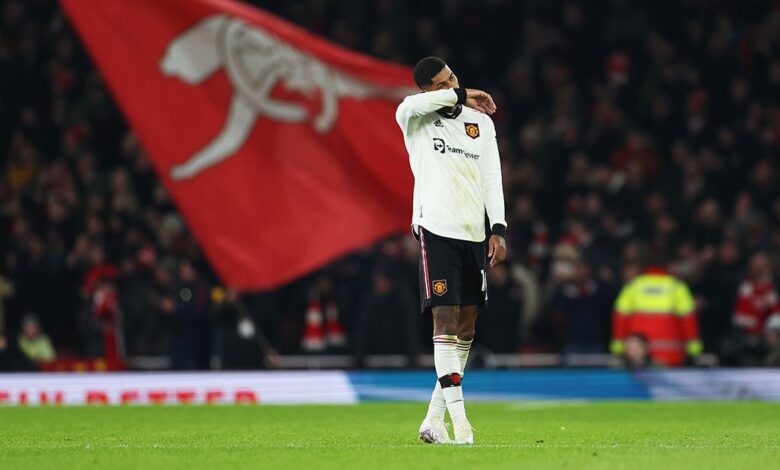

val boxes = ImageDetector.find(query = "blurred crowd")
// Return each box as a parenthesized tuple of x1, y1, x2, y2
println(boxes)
(3, 0, 780, 370)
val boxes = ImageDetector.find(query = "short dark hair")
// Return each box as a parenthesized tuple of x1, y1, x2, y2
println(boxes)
(412, 56, 446, 88)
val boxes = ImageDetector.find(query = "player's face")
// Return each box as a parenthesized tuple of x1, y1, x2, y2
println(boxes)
(423, 65, 459, 91)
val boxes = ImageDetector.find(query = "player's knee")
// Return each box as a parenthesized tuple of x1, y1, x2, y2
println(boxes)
(432, 306, 459, 335)
(458, 326, 475, 341)
(433, 320, 458, 336)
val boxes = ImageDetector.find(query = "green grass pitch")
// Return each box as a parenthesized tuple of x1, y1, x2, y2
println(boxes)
(1, 402, 778, 469)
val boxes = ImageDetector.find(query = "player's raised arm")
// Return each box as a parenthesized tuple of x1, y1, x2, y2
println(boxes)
(395, 88, 463, 128)
(481, 118, 507, 267)
(396, 56, 497, 134)
(396, 88, 497, 127)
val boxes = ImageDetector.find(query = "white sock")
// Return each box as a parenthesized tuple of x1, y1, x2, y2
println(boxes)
(456, 338, 473, 375)
(423, 382, 446, 424)
(424, 337, 473, 424)
(433, 335, 466, 425)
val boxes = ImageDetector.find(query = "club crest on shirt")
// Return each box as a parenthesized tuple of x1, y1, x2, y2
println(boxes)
(432, 279, 448, 296)
(464, 122, 480, 139)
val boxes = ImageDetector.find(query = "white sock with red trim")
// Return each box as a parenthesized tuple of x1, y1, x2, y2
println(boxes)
(456, 338, 473, 374)
(425, 337, 473, 424)
(433, 335, 466, 425)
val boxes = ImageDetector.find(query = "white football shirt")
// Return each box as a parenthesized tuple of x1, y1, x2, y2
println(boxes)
(395, 88, 506, 242)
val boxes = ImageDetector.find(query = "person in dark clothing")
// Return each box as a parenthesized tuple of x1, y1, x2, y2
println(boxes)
(353, 266, 417, 367)
(211, 288, 277, 370)
(697, 241, 743, 354)
(167, 259, 211, 370)
(551, 261, 614, 357)
(478, 263, 522, 353)
(0, 331, 38, 371)
(764, 315, 780, 367)
(119, 247, 167, 355)
(212, 289, 258, 369)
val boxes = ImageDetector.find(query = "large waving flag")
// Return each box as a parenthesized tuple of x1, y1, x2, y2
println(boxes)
(61, 0, 415, 289)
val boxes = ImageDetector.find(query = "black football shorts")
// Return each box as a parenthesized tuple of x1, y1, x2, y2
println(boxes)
(418, 226, 487, 313)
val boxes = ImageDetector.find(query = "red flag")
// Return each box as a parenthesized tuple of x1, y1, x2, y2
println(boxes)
(61, 0, 415, 289)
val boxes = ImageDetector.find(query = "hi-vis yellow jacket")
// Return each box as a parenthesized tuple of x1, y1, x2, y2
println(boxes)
(611, 269, 702, 366)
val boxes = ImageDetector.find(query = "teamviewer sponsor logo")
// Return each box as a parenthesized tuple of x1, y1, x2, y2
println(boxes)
(431, 138, 479, 160)
(433, 138, 446, 154)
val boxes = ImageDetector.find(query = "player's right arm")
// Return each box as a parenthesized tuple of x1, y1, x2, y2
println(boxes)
(395, 88, 464, 131)
(395, 88, 496, 134)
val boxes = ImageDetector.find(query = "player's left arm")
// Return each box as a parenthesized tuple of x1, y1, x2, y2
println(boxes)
(481, 116, 507, 267)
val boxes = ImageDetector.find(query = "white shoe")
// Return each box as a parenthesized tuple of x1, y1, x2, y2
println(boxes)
(418, 419, 452, 444)
(453, 418, 474, 445)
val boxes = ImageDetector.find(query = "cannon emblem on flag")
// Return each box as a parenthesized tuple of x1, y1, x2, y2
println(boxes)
(161, 15, 411, 180)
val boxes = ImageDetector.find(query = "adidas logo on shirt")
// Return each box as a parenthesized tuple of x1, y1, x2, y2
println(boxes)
(434, 119, 444, 127)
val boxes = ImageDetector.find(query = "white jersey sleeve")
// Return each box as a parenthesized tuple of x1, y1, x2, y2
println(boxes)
(395, 89, 460, 134)
(480, 117, 507, 232)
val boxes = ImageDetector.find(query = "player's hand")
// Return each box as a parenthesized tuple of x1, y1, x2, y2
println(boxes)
(488, 235, 507, 267)
(465, 89, 497, 115)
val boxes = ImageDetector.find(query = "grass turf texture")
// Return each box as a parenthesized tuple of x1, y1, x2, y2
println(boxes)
(1, 402, 778, 469)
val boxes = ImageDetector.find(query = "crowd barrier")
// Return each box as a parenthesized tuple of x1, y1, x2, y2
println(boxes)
(0, 369, 778, 405)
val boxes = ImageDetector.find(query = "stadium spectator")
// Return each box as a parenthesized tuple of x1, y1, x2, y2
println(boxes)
(17, 313, 56, 364)
(722, 252, 780, 365)
(697, 241, 743, 354)
(353, 265, 417, 367)
(211, 287, 278, 370)
(763, 314, 780, 367)
(166, 259, 211, 370)
(301, 274, 347, 353)
(620, 333, 660, 369)
(0, 335, 7, 370)
(732, 252, 780, 341)
(0, 332, 36, 372)
(0, 272, 13, 341)
(550, 260, 614, 358)
(119, 246, 167, 356)
(611, 262, 702, 366)
(507, 195, 548, 273)
(479, 263, 523, 353)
